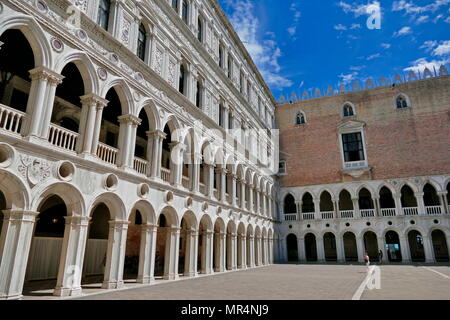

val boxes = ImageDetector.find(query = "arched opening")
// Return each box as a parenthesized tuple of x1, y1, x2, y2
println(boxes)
(52, 63, 84, 134)
(0, 29, 35, 113)
(254, 227, 261, 266)
(226, 222, 235, 270)
(401, 185, 417, 208)
(213, 219, 225, 272)
(379, 187, 395, 216)
(408, 230, 425, 262)
(423, 183, 441, 214)
(178, 213, 196, 276)
(343, 232, 358, 261)
(237, 223, 245, 268)
(343, 104, 354, 117)
(363, 231, 379, 262)
(82, 203, 110, 285)
(358, 188, 374, 210)
(161, 124, 174, 182)
(197, 215, 211, 274)
(179, 64, 186, 95)
(154, 212, 175, 278)
(339, 190, 353, 218)
(286, 234, 298, 262)
(301, 193, 314, 213)
(295, 112, 306, 125)
(0, 190, 5, 237)
(446, 183, 450, 210)
(123, 210, 142, 281)
(284, 194, 296, 214)
(396, 95, 408, 109)
(246, 226, 253, 268)
(385, 231, 402, 262)
(25, 195, 67, 291)
(182, 131, 194, 190)
(431, 230, 449, 262)
(137, 23, 147, 62)
(134, 108, 150, 162)
(323, 232, 337, 261)
(304, 233, 317, 262)
(100, 88, 122, 150)
(320, 191, 333, 212)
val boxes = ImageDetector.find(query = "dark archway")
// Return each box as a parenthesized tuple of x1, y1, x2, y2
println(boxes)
(304, 233, 317, 262)
(24, 195, 67, 291)
(286, 234, 298, 262)
(379, 187, 396, 216)
(82, 203, 110, 285)
(301, 193, 314, 213)
(343, 232, 358, 261)
(135, 108, 150, 160)
(101, 88, 122, 149)
(401, 185, 417, 207)
(284, 194, 296, 214)
(385, 231, 402, 262)
(320, 191, 333, 212)
(408, 230, 425, 262)
(363, 231, 379, 262)
(431, 230, 449, 262)
(161, 124, 172, 171)
(323, 232, 337, 261)
(154, 214, 168, 278)
(123, 210, 142, 280)
(0, 29, 35, 112)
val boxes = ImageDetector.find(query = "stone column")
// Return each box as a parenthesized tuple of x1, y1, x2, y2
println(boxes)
(169, 141, 185, 187)
(184, 230, 198, 277)
(317, 236, 325, 262)
(248, 235, 255, 267)
(90, 101, 107, 155)
(39, 73, 65, 139)
(296, 201, 302, 220)
(356, 236, 365, 263)
(204, 231, 214, 274)
(241, 235, 247, 269)
(313, 198, 320, 220)
(422, 235, 435, 263)
(147, 130, 166, 179)
(77, 94, 108, 154)
(230, 174, 237, 206)
(394, 195, 402, 216)
(117, 114, 141, 169)
(191, 152, 202, 193)
(102, 220, 129, 289)
(248, 184, 254, 213)
(438, 192, 448, 214)
(0, 211, 39, 300)
(373, 197, 381, 217)
(254, 236, 260, 266)
(298, 237, 306, 262)
(231, 233, 237, 270)
(22, 67, 63, 139)
(137, 224, 157, 284)
(336, 235, 345, 263)
(255, 189, 261, 215)
(54, 216, 90, 297)
(399, 235, 411, 263)
(377, 236, 388, 263)
(164, 227, 180, 280)
(214, 232, 226, 272)
(352, 198, 360, 218)
(206, 164, 215, 198)
(333, 200, 339, 219)
(415, 192, 426, 215)
(219, 168, 227, 202)
(240, 179, 246, 210)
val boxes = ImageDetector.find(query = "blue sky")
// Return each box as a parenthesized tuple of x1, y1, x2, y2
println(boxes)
(218, 0, 450, 100)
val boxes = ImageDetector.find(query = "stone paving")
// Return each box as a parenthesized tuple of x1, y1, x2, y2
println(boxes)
(22, 264, 450, 300)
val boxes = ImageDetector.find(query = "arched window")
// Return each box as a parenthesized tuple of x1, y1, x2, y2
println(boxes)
(197, 17, 203, 42)
(182, 0, 189, 24)
(284, 194, 297, 214)
(228, 55, 233, 78)
(196, 80, 202, 108)
(219, 103, 225, 128)
(343, 104, 354, 117)
(295, 112, 306, 125)
(396, 94, 409, 109)
(219, 44, 224, 69)
(97, 0, 111, 30)
(172, 0, 178, 10)
(179, 64, 185, 95)
(137, 23, 147, 61)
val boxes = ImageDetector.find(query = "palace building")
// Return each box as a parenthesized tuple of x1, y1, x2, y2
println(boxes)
(276, 71, 450, 265)
(0, 0, 278, 299)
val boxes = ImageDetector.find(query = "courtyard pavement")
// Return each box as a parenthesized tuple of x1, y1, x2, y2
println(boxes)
(55, 264, 450, 300)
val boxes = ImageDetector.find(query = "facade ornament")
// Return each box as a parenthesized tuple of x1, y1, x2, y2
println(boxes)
(18, 155, 51, 187)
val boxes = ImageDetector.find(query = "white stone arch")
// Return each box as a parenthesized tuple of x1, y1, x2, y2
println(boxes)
(180, 209, 198, 231)
(398, 181, 419, 194)
(420, 178, 444, 193)
(129, 199, 156, 225)
(302, 230, 320, 240)
(135, 99, 161, 132)
(339, 228, 359, 240)
(236, 162, 246, 181)
(89, 192, 127, 221)
(358, 228, 380, 239)
(300, 189, 317, 201)
(355, 184, 375, 198)
(376, 183, 398, 198)
(0, 13, 52, 68)
(157, 205, 179, 227)
(0, 169, 30, 210)
(31, 181, 86, 217)
(237, 222, 246, 236)
(428, 226, 450, 239)
(318, 188, 336, 201)
(101, 78, 134, 116)
(214, 148, 226, 168)
(337, 187, 356, 200)
(404, 226, 427, 237)
(198, 213, 213, 232)
(224, 154, 236, 174)
(319, 229, 338, 239)
(162, 114, 183, 143)
(443, 177, 450, 191)
(54, 50, 99, 95)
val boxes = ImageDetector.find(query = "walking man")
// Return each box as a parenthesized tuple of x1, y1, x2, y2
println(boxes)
(364, 252, 370, 266)
(378, 249, 383, 264)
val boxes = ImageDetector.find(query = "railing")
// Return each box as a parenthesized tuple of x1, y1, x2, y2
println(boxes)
(48, 124, 78, 152)
(133, 157, 148, 175)
(161, 167, 170, 183)
(302, 213, 315, 220)
(96, 142, 118, 165)
(402, 207, 419, 216)
(339, 210, 354, 219)
(360, 209, 375, 218)
(426, 205, 442, 215)
(182, 176, 190, 189)
(0, 104, 25, 135)
(381, 208, 396, 217)
(321, 211, 334, 220)
(284, 213, 298, 221)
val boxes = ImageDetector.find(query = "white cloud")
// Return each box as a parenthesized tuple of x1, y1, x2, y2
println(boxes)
(381, 43, 391, 49)
(287, 26, 297, 36)
(420, 40, 438, 52)
(339, 72, 359, 84)
(366, 53, 381, 60)
(225, 0, 292, 90)
(392, 0, 450, 15)
(416, 15, 430, 23)
(350, 23, 362, 29)
(334, 24, 347, 30)
(404, 57, 450, 73)
(286, 3, 302, 39)
(350, 65, 366, 71)
(445, 16, 450, 23)
(434, 40, 450, 55)
(338, 1, 380, 17)
(393, 26, 412, 37)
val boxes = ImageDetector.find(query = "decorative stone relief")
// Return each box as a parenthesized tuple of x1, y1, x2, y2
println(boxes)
(18, 155, 51, 187)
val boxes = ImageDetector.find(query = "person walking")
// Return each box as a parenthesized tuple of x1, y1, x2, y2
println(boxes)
(378, 249, 383, 264)
(364, 252, 370, 266)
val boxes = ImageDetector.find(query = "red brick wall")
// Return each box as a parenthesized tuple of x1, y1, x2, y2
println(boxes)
(276, 75, 450, 188)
